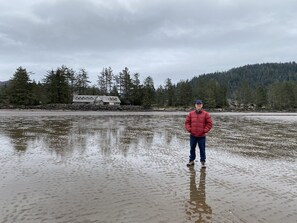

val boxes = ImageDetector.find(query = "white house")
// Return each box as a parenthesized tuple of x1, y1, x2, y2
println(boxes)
(72, 95, 121, 105)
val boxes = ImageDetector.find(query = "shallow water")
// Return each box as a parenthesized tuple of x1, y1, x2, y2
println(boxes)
(0, 110, 296, 223)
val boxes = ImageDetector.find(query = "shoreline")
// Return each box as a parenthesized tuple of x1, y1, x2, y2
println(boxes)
(0, 104, 297, 113)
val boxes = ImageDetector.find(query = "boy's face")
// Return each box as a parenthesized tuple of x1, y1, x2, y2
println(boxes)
(195, 103, 203, 110)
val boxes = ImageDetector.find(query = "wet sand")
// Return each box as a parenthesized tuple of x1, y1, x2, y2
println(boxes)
(0, 110, 296, 223)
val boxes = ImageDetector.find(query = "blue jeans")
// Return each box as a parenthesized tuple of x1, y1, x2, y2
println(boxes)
(189, 135, 206, 162)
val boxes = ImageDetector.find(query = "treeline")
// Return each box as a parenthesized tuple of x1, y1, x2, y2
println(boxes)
(0, 66, 156, 108)
(192, 62, 297, 110)
(1, 62, 297, 110)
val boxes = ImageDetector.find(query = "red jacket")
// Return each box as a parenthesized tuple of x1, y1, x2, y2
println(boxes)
(185, 109, 213, 137)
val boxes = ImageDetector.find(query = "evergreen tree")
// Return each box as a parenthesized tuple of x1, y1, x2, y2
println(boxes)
(110, 85, 120, 97)
(43, 66, 70, 104)
(214, 82, 227, 108)
(155, 85, 166, 106)
(116, 67, 133, 104)
(236, 82, 252, 108)
(253, 86, 267, 108)
(130, 73, 142, 105)
(85, 85, 100, 95)
(98, 67, 113, 95)
(76, 68, 90, 95)
(0, 82, 9, 104)
(164, 78, 174, 106)
(204, 86, 216, 108)
(142, 76, 155, 109)
(268, 82, 297, 109)
(66, 67, 76, 96)
(175, 80, 192, 106)
(30, 81, 44, 105)
(7, 67, 32, 105)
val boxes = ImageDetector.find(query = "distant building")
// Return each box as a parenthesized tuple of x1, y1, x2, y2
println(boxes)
(72, 95, 121, 105)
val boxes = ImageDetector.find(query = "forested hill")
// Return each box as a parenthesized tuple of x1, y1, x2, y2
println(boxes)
(191, 62, 297, 96)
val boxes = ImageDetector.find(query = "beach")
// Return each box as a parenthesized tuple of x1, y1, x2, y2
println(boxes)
(0, 110, 296, 223)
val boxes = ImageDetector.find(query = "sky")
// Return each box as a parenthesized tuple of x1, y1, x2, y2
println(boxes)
(1, 0, 297, 86)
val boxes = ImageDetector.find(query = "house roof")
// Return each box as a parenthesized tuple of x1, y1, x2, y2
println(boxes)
(73, 95, 97, 103)
(72, 95, 121, 103)
(96, 96, 121, 103)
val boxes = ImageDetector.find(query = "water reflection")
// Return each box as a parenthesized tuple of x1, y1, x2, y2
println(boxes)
(42, 119, 75, 156)
(209, 115, 297, 160)
(186, 167, 212, 223)
(2, 112, 296, 161)
(2, 118, 75, 155)
(0, 112, 296, 222)
(0, 115, 185, 158)
(6, 128, 29, 152)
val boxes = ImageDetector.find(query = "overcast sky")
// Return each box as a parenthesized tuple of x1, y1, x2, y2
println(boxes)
(1, 0, 297, 86)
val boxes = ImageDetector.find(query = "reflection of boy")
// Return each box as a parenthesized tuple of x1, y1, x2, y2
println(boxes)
(186, 167, 212, 222)
(185, 99, 213, 167)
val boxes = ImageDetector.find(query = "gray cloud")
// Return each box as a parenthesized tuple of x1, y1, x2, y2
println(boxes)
(1, 0, 297, 85)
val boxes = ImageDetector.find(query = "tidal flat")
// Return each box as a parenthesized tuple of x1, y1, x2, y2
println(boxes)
(0, 110, 296, 223)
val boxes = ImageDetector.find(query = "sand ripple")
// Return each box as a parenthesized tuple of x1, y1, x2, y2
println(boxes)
(0, 111, 296, 223)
